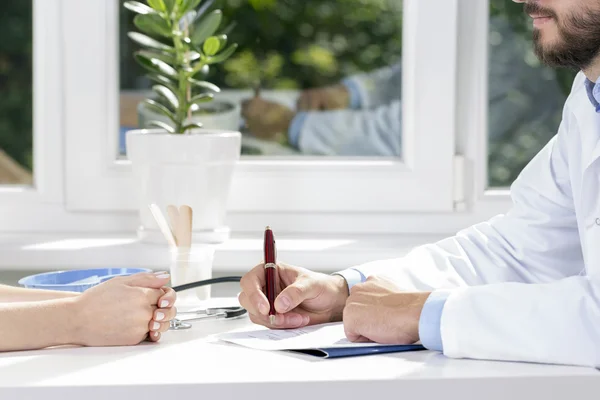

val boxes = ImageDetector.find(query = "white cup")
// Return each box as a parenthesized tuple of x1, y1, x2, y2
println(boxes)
(169, 244, 215, 306)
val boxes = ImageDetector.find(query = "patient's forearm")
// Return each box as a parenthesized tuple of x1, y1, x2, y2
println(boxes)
(0, 284, 79, 303)
(0, 298, 79, 352)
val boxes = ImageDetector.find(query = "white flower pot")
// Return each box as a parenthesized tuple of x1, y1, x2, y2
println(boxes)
(126, 129, 241, 244)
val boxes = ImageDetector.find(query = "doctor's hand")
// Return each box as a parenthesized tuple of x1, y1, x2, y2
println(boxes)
(71, 272, 176, 347)
(241, 97, 295, 140)
(343, 276, 430, 344)
(238, 262, 349, 329)
(296, 84, 350, 111)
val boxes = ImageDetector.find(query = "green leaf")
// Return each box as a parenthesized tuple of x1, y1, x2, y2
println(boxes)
(152, 84, 179, 110)
(142, 99, 177, 122)
(191, 10, 222, 47)
(203, 36, 220, 56)
(206, 43, 238, 64)
(188, 78, 220, 93)
(191, 63, 210, 78)
(134, 52, 177, 78)
(187, 51, 201, 62)
(123, 1, 155, 14)
(136, 50, 175, 65)
(189, 93, 214, 107)
(128, 32, 175, 52)
(191, 93, 214, 102)
(164, 0, 176, 13)
(182, 122, 204, 132)
(215, 34, 228, 49)
(134, 14, 172, 38)
(180, 0, 203, 14)
(147, 0, 166, 12)
(220, 21, 237, 36)
(147, 120, 175, 133)
(148, 73, 178, 94)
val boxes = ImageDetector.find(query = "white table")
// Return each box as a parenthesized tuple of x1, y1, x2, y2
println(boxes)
(1, 302, 599, 400)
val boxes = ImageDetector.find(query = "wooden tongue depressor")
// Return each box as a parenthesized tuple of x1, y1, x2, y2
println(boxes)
(166, 205, 180, 246)
(148, 203, 177, 248)
(178, 205, 193, 248)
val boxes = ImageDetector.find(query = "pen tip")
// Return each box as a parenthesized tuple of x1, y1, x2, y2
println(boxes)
(269, 315, 275, 325)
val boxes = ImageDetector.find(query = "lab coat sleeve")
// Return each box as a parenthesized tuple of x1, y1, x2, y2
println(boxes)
(341, 61, 402, 109)
(296, 100, 402, 156)
(336, 100, 584, 289)
(335, 75, 600, 365)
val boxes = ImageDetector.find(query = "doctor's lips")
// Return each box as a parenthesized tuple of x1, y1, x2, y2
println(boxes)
(524, 3, 557, 24)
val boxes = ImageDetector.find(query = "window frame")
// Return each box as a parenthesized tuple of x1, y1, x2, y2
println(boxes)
(61, 0, 460, 216)
(1, 0, 519, 238)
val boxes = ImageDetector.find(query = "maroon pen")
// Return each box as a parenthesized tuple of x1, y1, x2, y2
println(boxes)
(264, 226, 277, 325)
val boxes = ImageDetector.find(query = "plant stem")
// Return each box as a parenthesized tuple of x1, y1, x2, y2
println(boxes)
(171, 16, 188, 134)
(183, 18, 192, 126)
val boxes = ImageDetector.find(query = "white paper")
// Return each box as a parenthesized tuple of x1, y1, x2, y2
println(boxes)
(218, 322, 386, 351)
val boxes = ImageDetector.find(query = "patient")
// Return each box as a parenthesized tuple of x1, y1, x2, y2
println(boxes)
(0, 271, 176, 352)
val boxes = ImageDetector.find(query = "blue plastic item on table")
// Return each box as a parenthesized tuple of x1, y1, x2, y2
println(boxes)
(18, 268, 152, 292)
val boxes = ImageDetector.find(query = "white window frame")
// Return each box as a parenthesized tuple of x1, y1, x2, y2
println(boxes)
(0, 0, 518, 237)
(61, 0, 459, 214)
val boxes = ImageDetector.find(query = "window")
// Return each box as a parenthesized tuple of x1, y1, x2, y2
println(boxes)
(61, 0, 459, 221)
(0, 1, 33, 186)
(487, 0, 577, 188)
(6, 0, 532, 238)
(118, 0, 404, 158)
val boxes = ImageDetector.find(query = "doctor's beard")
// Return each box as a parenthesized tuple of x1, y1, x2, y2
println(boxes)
(526, 1, 600, 70)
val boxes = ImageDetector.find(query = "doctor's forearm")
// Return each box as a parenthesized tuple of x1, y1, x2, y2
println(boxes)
(0, 298, 80, 352)
(0, 284, 79, 303)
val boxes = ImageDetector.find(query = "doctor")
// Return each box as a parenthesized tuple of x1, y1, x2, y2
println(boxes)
(238, 0, 600, 367)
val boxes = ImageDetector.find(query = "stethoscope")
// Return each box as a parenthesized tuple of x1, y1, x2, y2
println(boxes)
(169, 276, 247, 330)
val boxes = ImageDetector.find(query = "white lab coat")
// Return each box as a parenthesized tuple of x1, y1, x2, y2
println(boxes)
(350, 71, 600, 367)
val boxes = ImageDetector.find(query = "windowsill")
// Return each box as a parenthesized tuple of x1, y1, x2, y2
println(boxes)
(0, 232, 443, 273)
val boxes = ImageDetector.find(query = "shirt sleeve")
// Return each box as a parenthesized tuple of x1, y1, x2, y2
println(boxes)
(341, 78, 363, 109)
(332, 268, 366, 291)
(287, 112, 309, 148)
(418, 290, 451, 352)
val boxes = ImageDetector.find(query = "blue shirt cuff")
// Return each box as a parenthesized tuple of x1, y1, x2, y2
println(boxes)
(341, 78, 362, 109)
(332, 268, 366, 291)
(418, 290, 451, 352)
(288, 112, 308, 148)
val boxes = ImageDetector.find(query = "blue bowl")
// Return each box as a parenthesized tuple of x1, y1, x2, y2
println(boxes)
(18, 268, 152, 293)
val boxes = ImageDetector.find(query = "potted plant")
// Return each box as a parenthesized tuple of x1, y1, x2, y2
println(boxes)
(124, 0, 241, 244)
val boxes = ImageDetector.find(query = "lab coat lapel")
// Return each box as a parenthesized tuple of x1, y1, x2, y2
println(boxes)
(575, 96, 600, 272)
(577, 95, 600, 172)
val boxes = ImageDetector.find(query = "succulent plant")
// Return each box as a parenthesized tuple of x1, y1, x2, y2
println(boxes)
(124, 0, 238, 134)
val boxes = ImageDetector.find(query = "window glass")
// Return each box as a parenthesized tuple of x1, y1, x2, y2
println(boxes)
(488, 0, 577, 187)
(0, 1, 33, 185)
(118, 0, 403, 157)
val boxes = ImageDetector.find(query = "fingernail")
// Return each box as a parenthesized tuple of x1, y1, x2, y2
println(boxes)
(258, 302, 269, 315)
(302, 315, 310, 325)
(155, 273, 170, 279)
(288, 314, 302, 326)
(153, 322, 160, 330)
(276, 296, 290, 312)
(155, 312, 165, 321)
(160, 300, 169, 308)
(152, 332, 159, 338)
